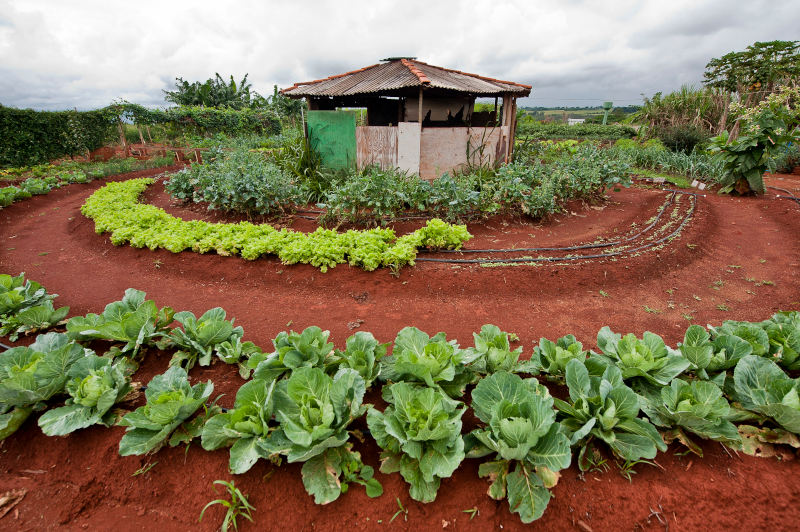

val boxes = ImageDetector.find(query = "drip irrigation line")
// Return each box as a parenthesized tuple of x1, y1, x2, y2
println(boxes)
(768, 185, 800, 206)
(0, 341, 12, 351)
(415, 195, 695, 265)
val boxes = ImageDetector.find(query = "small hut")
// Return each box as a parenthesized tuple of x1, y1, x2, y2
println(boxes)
(282, 58, 531, 179)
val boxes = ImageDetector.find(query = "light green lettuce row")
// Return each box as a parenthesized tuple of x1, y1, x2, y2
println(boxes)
(82, 178, 472, 272)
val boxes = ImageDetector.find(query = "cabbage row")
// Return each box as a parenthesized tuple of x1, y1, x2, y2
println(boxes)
(2, 274, 799, 524)
(82, 178, 472, 272)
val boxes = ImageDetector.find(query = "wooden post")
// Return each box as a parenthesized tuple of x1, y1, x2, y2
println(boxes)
(509, 97, 518, 162)
(493, 97, 498, 125)
(146, 125, 153, 143)
(137, 125, 145, 144)
(418, 87, 424, 126)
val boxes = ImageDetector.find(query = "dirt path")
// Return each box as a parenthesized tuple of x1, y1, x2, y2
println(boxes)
(0, 169, 799, 531)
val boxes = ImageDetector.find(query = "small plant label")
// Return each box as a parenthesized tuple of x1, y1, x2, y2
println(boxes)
(652, 177, 666, 184)
(697, 183, 706, 190)
(691, 180, 700, 188)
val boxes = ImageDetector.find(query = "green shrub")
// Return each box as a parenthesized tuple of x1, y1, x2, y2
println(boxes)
(654, 125, 710, 153)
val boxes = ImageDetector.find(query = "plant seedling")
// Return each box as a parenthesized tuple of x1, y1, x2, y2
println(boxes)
(463, 507, 479, 520)
(599, 290, 609, 298)
(198, 480, 255, 532)
(132, 461, 158, 477)
(617, 458, 659, 482)
(716, 304, 730, 311)
(390, 497, 408, 523)
(643, 305, 661, 314)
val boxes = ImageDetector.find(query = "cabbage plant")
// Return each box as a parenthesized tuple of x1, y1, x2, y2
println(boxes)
(640, 379, 741, 450)
(367, 382, 465, 503)
(531, 334, 588, 378)
(0, 333, 86, 440)
(462, 324, 533, 375)
(163, 307, 245, 371)
(0, 272, 56, 317)
(466, 372, 571, 523)
(595, 327, 689, 386)
(0, 300, 69, 342)
(678, 324, 752, 386)
(327, 331, 388, 388)
(265, 367, 380, 504)
(118, 366, 213, 456)
(38, 355, 133, 436)
(250, 326, 336, 381)
(67, 288, 174, 358)
(554, 359, 666, 463)
(733, 355, 800, 434)
(760, 312, 800, 370)
(380, 327, 474, 398)
(202, 378, 276, 473)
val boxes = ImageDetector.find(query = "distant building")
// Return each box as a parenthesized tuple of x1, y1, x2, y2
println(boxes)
(568, 118, 586, 126)
(282, 58, 531, 179)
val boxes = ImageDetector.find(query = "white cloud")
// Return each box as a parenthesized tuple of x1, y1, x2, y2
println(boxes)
(0, 0, 797, 110)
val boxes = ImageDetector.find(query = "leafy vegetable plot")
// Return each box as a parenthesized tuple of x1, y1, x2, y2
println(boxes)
(250, 326, 336, 381)
(463, 324, 533, 376)
(554, 359, 666, 463)
(38, 355, 133, 436)
(67, 288, 174, 358)
(328, 331, 388, 388)
(367, 382, 465, 503)
(0, 332, 87, 440)
(0, 300, 69, 341)
(265, 367, 379, 504)
(466, 372, 571, 523)
(0, 272, 62, 325)
(118, 366, 213, 456)
(531, 334, 588, 378)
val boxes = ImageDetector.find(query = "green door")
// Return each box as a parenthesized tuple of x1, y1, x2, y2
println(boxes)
(307, 110, 356, 170)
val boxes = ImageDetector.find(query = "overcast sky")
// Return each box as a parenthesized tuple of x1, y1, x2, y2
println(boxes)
(0, 0, 797, 110)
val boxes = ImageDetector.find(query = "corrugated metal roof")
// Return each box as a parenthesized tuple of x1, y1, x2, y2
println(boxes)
(282, 59, 531, 98)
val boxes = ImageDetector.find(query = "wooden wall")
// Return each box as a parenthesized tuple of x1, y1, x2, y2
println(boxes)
(418, 126, 508, 180)
(355, 126, 397, 169)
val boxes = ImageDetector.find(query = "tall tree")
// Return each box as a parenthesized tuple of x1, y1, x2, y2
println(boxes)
(703, 40, 800, 99)
(163, 73, 261, 109)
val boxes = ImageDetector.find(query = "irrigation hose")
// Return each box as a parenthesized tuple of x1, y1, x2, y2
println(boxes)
(768, 185, 800, 206)
(415, 194, 696, 265)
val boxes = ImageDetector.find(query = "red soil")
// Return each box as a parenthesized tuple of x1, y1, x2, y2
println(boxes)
(1, 168, 799, 531)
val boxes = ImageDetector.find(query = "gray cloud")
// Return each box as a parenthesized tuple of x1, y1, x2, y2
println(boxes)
(0, 0, 797, 110)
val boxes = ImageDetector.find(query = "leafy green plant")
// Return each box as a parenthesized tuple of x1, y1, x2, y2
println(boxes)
(595, 327, 690, 387)
(0, 272, 56, 317)
(250, 326, 336, 381)
(202, 378, 276, 474)
(38, 355, 133, 436)
(265, 367, 380, 504)
(554, 359, 667, 464)
(462, 324, 532, 375)
(531, 335, 588, 379)
(327, 331, 389, 388)
(733, 355, 800, 434)
(639, 378, 741, 451)
(161, 308, 245, 371)
(0, 300, 69, 341)
(380, 327, 474, 398)
(367, 382, 465, 502)
(198, 479, 255, 532)
(66, 288, 174, 358)
(118, 366, 213, 455)
(466, 372, 571, 523)
(0, 332, 87, 440)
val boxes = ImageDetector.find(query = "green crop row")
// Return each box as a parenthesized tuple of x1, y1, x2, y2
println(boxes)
(82, 178, 473, 272)
(2, 274, 798, 525)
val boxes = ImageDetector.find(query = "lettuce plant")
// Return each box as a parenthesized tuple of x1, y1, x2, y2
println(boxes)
(640, 379, 741, 449)
(0, 333, 86, 440)
(733, 355, 800, 434)
(380, 327, 474, 398)
(162, 307, 245, 371)
(367, 382, 466, 503)
(595, 327, 689, 386)
(466, 372, 571, 523)
(67, 288, 174, 358)
(264, 367, 379, 504)
(202, 378, 276, 474)
(250, 327, 335, 381)
(328, 331, 388, 388)
(531, 334, 588, 378)
(554, 359, 666, 463)
(463, 324, 533, 376)
(38, 355, 133, 436)
(118, 366, 213, 456)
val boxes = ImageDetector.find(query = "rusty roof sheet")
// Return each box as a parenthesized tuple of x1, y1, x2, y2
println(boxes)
(282, 59, 531, 98)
